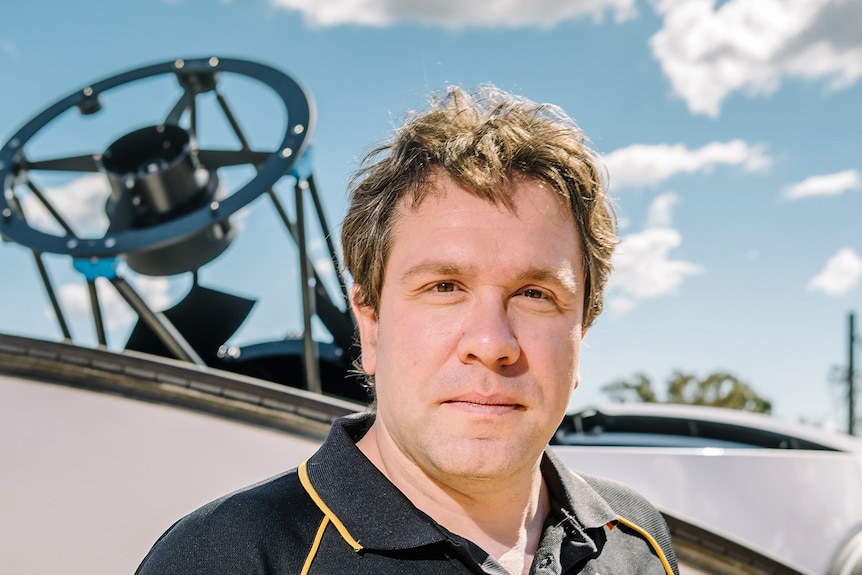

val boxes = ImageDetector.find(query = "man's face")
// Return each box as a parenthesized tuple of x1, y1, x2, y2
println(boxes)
(353, 174, 586, 483)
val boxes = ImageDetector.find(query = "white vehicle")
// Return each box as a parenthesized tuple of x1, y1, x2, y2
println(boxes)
(552, 403, 862, 575)
(2, 58, 860, 575)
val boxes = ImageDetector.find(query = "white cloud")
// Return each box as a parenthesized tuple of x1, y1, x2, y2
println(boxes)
(807, 248, 862, 296)
(651, 0, 862, 117)
(607, 295, 637, 315)
(645, 192, 679, 227)
(606, 195, 702, 313)
(603, 140, 771, 189)
(269, 0, 637, 28)
(611, 227, 703, 300)
(20, 174, 111, 237)
(617, 216, 632, 230)
(130, 275, 173, 310)
(783, 169, 861, 199)
(54, 274, 172, 333)
(313, 256, 336, 276)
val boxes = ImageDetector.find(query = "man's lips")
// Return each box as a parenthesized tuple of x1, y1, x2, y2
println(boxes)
(442, 395, 525, 414)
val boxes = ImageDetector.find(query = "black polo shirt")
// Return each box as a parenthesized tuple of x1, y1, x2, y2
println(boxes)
(137, 413, 678, 574)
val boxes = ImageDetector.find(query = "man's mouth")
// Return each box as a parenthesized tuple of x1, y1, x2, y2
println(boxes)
(442, 395, 525, 414)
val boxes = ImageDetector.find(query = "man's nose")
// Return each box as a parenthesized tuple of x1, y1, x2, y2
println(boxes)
(456, 297, 521, 368)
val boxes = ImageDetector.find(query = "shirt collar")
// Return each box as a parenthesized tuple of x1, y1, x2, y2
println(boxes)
(303, 413, 450, 551)
(303, 414, 617, 554)
(541, 448, 618, 530)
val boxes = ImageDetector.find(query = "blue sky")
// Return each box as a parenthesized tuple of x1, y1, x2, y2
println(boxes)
(2, 0, 862, 429)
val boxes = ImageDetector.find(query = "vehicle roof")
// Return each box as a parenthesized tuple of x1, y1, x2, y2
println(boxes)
(556, 403, 862, 452)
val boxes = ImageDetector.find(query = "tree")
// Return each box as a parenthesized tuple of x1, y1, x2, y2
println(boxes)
(602, 370, 772, 414)
(602, 373, 659, 404)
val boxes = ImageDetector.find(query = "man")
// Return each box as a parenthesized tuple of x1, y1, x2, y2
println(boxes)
(137, 86, 678, 575)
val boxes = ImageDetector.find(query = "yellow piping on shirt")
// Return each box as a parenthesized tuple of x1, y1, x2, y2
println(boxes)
(300, 516, 329, 575)
(617, 515, 675, 575)
(298, 460, 364, 552)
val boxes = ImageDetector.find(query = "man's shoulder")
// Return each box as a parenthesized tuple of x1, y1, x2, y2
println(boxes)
(136, 468, 320, 574)
(171, 467, 313, 534)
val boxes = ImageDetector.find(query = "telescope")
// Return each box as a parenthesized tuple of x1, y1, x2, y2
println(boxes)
(0, 57, 365, 402)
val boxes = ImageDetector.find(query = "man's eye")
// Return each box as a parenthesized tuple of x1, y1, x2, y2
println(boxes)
(433, 282, 456, 293)
(522, 288, 546, 299)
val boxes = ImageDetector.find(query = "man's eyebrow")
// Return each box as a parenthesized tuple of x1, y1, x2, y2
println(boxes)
(399, 262, 475, 284)
(399, 263, 580, 293)
(516, 267, 580, 295)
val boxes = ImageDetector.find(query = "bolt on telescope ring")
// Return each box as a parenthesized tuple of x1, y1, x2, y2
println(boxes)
(0, 56, 314, 258)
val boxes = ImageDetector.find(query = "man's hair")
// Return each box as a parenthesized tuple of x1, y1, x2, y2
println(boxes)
(341, 85, 617, 331)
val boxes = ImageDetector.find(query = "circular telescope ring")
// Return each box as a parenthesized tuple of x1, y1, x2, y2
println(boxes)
(0, 56, 314, 258)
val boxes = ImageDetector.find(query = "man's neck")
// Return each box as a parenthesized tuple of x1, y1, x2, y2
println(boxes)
(357, 423, 550, 575)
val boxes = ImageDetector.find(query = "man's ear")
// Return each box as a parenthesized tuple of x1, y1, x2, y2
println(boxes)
(350, 285, 378, 376)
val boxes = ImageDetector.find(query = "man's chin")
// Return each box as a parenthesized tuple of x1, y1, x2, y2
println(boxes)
(424, 437, 538, 479)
